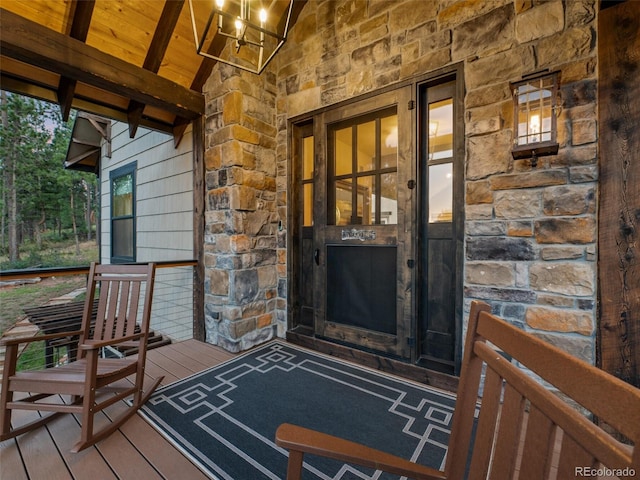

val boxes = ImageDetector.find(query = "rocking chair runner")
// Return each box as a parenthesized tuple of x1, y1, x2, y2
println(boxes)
(0, 262, 164, 452)
(276, 301, 640, 479)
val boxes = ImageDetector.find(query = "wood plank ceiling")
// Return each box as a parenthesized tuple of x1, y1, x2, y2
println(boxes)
(0, 0, 304, 143)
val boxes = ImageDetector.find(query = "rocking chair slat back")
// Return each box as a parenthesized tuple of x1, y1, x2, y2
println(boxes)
(88, 267, 152, 343)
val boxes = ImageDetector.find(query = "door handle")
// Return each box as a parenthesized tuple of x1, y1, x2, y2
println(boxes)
(314, 248, 320, 265)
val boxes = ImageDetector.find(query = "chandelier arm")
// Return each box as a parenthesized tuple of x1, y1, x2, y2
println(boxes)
(189, 0, 292, 74)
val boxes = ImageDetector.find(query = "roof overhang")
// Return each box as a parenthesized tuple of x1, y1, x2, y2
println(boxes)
(64, 112, 111, 174)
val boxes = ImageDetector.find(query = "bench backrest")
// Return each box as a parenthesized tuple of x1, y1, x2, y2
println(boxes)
(447, 301, 640, 479)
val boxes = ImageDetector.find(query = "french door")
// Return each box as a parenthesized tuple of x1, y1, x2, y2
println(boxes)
(290, 72, 463, 370)
(307, 88, 414, 359)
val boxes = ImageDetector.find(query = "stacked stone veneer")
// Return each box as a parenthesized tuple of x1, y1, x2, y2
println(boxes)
(202, 66, 283, 351)
(202, 0, 599, 362)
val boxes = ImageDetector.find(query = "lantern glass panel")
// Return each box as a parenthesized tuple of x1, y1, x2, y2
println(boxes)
(515, 75, 555, 146)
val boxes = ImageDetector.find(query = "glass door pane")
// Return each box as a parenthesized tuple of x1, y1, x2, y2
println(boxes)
(428, 163, 452, 223)
(427, 98, 453, 224)
(302, 135, 314, 226)
(334, 127, 353, 176)
(356, 121, 375, 172)
(330, 109, 398, 226)
(427, 99, 453, 160)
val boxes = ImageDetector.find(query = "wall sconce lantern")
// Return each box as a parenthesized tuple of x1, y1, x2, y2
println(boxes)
(511, 71, 561, 167)
(188, 0, 293, 75)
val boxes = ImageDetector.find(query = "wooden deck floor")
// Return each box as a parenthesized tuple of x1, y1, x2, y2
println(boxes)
(1, 339, 236, 480)
(1, 339, 593, 480)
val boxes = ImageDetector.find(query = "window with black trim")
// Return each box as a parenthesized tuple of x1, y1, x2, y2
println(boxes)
(110, 162, 136, 263)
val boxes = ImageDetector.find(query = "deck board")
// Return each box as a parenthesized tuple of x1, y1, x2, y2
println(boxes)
(0, 339, 235, 479)
(149, 342, 213, 372)
(143, 356, 181, 385)
(104, 395, 210, 479)
(145, 343, 209, 380)
(0, 436, 29, 480)
(19, 424, 71, 480)
(95, 427, 165, 479)
(46, 410, 115, 479)
(0, 439, 29, 480)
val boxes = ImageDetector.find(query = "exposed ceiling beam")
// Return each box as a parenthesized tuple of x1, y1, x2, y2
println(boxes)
(146, 1, 185, 73)
(58, 0, 96, 121)
(128, 0, 185, 138)
(67, 1, 95, 38)
(190, 43, 223, 93)
(0, 8, 204, 120)
(0, 74, 178, 135)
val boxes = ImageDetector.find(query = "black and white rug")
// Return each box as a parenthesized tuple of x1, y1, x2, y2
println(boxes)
(139, 340, 457, 479)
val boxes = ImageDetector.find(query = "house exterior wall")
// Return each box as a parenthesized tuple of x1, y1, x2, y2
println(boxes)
(202, 0, 598, 362)
(101, 122, 195, 341)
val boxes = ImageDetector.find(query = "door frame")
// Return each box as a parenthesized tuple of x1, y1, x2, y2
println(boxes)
(287, 63, 465, 370)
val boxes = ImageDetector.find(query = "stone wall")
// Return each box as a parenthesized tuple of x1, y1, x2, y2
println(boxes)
(202, 66, 281, 351)
(202, 0, 599, 362)
(459, 0, 598, 363)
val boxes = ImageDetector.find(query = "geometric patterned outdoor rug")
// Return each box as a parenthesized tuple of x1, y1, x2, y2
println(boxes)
(139, 340, 458, 479)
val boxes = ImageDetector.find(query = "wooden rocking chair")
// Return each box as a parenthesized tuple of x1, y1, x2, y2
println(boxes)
(0, 262, 164, 452)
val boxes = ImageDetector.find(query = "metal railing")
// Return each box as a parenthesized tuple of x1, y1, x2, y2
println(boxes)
(0, 260, 198, 370)
(152, 264, 195, 341)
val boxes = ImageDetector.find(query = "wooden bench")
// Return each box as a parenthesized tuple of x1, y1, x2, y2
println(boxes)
(24, 301, 98, 367)
(276, 301, 640, 479)
(24, 300, 170, 367)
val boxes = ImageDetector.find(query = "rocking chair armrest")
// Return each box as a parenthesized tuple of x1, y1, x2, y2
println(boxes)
(79, 332, 144, 350)
(0, 330, 84, 347)
(275, 423, 447, 480)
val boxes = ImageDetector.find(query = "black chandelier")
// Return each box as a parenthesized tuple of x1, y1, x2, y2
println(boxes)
(188, 0, 294, 74)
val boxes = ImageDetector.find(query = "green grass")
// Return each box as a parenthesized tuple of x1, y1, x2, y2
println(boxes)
(0, 276, 88, 336)
(0, 237, 98, 271)
(0, 238, 97, 336)
(16, 340, 46, 371)
(16, 338, 75, 371)
(1, 237, 98, 371)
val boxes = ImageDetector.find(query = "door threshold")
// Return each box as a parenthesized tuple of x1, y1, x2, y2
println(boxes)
(285, 329, 458, 393)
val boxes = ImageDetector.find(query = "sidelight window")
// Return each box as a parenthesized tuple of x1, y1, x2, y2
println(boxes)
(427, 98, 453, 223)
(302, 134, 314, 227)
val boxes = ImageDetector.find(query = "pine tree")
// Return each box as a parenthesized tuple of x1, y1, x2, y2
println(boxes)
(0, 91, 98, 267)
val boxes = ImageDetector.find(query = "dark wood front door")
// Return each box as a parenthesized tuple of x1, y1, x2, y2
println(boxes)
(290, 69, 464, 370)
(313, 87, 414, 359)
